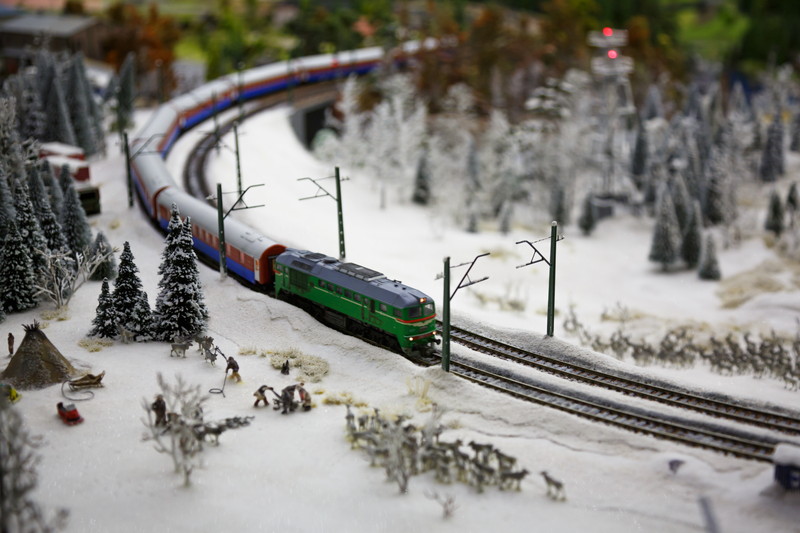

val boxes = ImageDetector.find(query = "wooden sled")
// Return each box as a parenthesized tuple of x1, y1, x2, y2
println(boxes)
(68, 371, 105, 391)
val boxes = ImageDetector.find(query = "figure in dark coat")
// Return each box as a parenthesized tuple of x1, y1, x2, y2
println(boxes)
(226, 356, 241, 382)
(151, 394, 167, 426)
(8, 332, 14, 357)
(279, 384, 298, 414)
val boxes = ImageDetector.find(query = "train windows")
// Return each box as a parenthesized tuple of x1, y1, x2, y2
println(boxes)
(379, 303, 388, 313)
(369, 300, 375, 313)
(318, 280, 325, 289)
(345, 290, 353, 299)
(394, 308, 402, 318)
(423, 303, 434, 315)
(408, 307, 421, 318)
(336, 287, 343, 295)
(354, 294, 362, 302)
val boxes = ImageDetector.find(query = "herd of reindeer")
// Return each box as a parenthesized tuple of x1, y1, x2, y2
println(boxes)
(344, 405, 565, 500)
(564, 308, 800, 389)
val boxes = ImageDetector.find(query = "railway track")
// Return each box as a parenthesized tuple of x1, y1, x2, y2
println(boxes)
(446, 324, 800, 438)
(183, 81, 340, 199)
(179, 80, 796, 462)
(449, 358, 779, 462)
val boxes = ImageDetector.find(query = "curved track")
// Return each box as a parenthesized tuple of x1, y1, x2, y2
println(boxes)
(183, 81, 340, 199)
(179, 79, 798, 463)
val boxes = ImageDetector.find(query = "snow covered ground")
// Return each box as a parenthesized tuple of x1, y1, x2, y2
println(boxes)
(4, 106, 800, 532)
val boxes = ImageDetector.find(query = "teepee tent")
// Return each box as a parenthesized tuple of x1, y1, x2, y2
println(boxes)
(0, 321, 76, 389)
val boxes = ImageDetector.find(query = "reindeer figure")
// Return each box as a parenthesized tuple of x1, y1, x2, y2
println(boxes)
(345, 405, 356, 434)
(540, 470, 566, 501)
(499, 468, 529, 491)
(468, 441, 494, 465)
(170, 340, 192, 358)
(203, 346, 218, 365)
(117, 325, 134, 344)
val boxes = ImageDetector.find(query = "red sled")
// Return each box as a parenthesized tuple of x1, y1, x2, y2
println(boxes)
(57, 402, 84, 425)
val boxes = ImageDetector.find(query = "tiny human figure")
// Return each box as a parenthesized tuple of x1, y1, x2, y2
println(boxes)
(296, 382, 311, 411)
(151, 394, 167, 426)
(279, 384, 298, 414)
(226, 356, 241, 382)
(7, 332, 14, 357)
(280, 359, 290, 375)
(253, 385, 272, 407)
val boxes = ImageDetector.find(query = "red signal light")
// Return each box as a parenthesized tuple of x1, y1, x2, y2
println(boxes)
(603, 27, 613, 37)
(607, 49, 618, 59)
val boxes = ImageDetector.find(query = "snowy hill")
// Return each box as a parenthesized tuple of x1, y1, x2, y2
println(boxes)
(3, 107, 800, 532)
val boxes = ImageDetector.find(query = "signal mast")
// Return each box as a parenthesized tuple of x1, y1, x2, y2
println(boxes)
(587, 27, 635, 196)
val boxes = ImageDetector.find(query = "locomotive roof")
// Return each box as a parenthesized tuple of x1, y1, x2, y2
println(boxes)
(278, 249, 433, 309)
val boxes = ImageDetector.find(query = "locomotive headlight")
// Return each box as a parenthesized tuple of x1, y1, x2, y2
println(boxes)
(419, 297, 427, 303)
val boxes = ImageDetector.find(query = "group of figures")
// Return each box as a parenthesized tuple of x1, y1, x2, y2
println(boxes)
(149, 393, 254, 446)
(166, 335, 310, 413)
(253, 382, 311, 414)
(167, 335, 243, 382)
(344, 405, 533, 495)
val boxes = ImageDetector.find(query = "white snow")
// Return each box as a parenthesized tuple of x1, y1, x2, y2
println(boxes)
(4, 106, 800, 533)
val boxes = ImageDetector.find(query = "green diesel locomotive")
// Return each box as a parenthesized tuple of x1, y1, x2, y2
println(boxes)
(274, 249, 437, 357)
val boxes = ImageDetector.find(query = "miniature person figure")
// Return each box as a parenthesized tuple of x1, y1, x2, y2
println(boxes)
(253, 385, 272, 407)
(279, 384, 298, 414)
(226, 356, 241, 382)
(297, 382, 311, 411)
(280, 359, 290, 375)
(7, 332, 13, 357)
(151, 394, 167, 426)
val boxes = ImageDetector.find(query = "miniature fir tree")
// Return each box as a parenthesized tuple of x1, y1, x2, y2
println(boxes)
(16, 74, 47, 141)
(59, 168, 92, 254)
(669, 173, 692, 234)
(790, 112, 800, 152)
(112, 241, 152, 341)
(411, 148, 431, 205)
(153, 212, 208, 341)
(786, 182, 799, 214)
(65, 56, 99, 157)
(113, 52, 136, 133)
(648, 188, 681, 271)
(577, 193, 596, 236)
(631, 119, 648, 189)
(702, 152, 726, 226)
(643, 84, 664, 121)
(88, 232, 117, 281)
(0, 221, 38, 313)
(698, 234, 721, 280)
(12, 181, 49, 279)
(34, 50, 57, 113)
(765, 190, 785, 237)
(0, 402, 69, 532)
(759, 115, 784, 183)
(89, 278, 117, 338)
(681, 200, 703, 269)
(0, 168, 15, 228)
(44, 77, 77, 146)
(26, 160, 51, 214)
(34, 187, 70, 260)
(44, 165, 66, 220)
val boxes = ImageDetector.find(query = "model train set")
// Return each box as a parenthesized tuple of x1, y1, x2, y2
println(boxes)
(129, 43, 438, 358)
